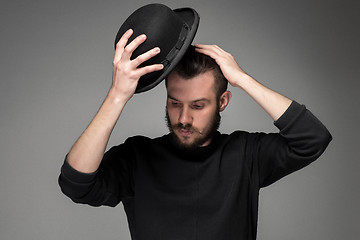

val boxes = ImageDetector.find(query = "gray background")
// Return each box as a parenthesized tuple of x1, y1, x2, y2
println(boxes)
(1, 0, 359, 239)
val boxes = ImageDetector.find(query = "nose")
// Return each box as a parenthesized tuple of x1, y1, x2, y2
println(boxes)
(179, 106, 193, 126)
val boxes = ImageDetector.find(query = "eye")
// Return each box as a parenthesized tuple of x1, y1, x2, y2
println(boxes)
(171, 101, 181, 108)
(192, 104, 204, 110)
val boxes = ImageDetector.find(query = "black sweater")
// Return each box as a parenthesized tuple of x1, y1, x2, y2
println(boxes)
(59, 101, 332, 240)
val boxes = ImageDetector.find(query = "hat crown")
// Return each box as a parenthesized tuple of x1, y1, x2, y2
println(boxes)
(114, 4, 199, 93)
(115, 4, 184, 61)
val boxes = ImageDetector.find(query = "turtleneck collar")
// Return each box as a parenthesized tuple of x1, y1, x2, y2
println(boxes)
(164, 131, 221, 161)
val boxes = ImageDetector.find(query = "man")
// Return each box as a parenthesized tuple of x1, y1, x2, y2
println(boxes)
(59, 29, 332, 239)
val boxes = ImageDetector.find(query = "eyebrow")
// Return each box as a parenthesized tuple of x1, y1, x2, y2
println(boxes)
(167, 95, 211, 103)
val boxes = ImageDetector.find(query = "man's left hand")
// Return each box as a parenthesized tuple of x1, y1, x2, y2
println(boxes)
(194, 44, 247, 87)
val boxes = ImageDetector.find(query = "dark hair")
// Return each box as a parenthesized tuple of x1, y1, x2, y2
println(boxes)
(166, 45, 228, 99)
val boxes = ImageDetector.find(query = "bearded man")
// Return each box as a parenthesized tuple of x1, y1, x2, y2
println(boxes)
(59, 27, 331, 239)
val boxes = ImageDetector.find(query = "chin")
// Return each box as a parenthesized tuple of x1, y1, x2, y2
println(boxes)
(172, 132, 209, 150)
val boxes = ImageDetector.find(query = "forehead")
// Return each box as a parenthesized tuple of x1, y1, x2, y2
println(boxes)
(166, 71, 217, 101)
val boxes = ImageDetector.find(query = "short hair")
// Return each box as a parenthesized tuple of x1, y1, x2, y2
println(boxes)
(166, 45, 228, 99)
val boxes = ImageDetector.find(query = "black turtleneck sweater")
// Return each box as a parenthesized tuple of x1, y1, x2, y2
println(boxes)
(58, 101, 332, 240)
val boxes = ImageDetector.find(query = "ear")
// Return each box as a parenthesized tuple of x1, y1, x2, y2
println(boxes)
(219, 91, 232, 112)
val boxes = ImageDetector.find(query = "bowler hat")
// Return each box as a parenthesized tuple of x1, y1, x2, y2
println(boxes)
(114, 3, 200, 93)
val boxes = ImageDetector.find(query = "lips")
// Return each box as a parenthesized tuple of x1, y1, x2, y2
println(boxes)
(178, 128, 193, 137)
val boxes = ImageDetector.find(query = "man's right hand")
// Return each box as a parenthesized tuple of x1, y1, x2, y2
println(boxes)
(66, 29, 163, 173)
(111, 29, 163, 102)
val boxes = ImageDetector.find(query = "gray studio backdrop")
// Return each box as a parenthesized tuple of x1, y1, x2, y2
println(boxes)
(1, 0, 359, 239)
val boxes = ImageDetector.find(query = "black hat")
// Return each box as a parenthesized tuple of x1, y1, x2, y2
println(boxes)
(114, 3, 200, 93)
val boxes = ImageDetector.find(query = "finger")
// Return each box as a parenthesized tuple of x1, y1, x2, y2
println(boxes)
(212, 44, 227, 53)
(195, 45, 221, 60)
(135, 64, 164, 78)
(195, 44, 224, 56)
(196, 44, 233, 65)
(132, 47, 161, 67)
(114, 29, 133, 63)
(195, 43, 224, 51)
(122, 34, 147, 60)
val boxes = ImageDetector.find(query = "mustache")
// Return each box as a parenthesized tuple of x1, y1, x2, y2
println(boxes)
(171, 123, 202, 134)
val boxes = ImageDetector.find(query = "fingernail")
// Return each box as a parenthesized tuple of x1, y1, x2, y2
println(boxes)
(154, 47, 160, 52)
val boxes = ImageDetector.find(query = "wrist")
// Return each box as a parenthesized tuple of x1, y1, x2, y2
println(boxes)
(232, 72, 253, 89)
(107, 87, 132, 106)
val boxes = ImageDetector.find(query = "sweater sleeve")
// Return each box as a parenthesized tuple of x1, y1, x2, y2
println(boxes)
(58, 141, 135, 207)
(253, 101, 332, 188)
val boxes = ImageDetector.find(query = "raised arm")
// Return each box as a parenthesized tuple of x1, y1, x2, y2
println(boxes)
(67, 29, 163, 173)
(195, 44, 291, 121)
(195, 44, 332, 187)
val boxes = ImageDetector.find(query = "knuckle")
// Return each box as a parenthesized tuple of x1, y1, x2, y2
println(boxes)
(128, 71, 138, 80)
(123, 46, 131, 53)
(114, 61, 126, 72)
(122, 66, 131, 75)
(112, 60, 119, 67)
(115, 64, 123, 72)
(136, 55, 145, 63)
(138, 67, 149, 75)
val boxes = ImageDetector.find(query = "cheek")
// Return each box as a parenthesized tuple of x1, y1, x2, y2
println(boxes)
(167, 107, 178, 122)
(193, 109, 215, 128)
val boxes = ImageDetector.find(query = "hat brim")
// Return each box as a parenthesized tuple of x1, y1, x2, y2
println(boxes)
(135, 7, 199, 93)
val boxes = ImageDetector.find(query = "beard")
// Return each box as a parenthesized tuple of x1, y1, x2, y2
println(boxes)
(165, 107, 221, 150)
